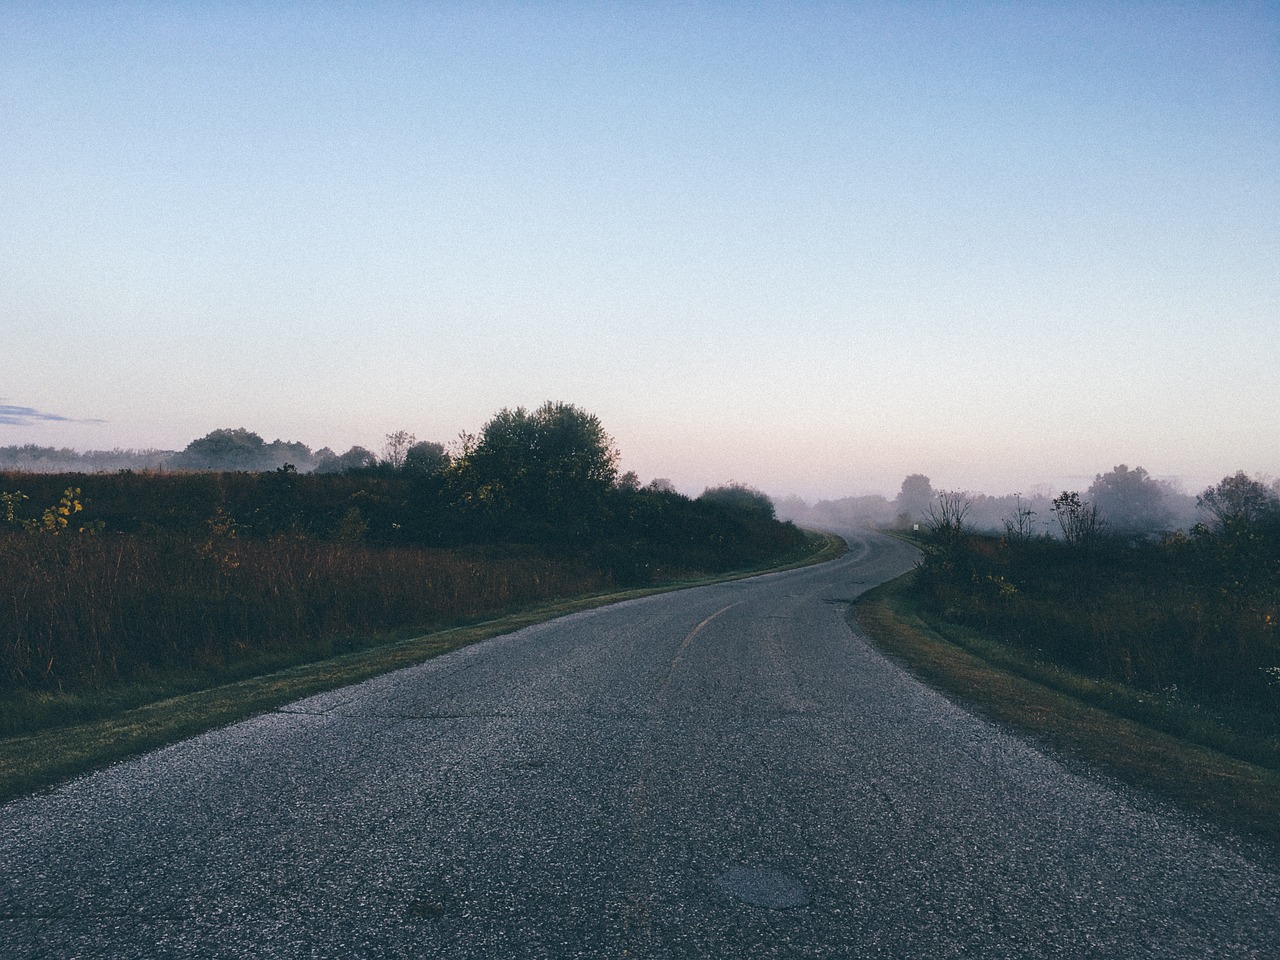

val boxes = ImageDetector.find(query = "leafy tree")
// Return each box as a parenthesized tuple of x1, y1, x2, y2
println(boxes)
(403, 440, 449, 475)
(698, 483, 775, 521)
(450, 401, 618, 536)
(1197, 472, 1280, 532)
(172, 428, 273, 471)
(1087, 464, 1172, 537)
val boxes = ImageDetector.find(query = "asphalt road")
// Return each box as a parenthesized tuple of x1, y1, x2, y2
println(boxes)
(2, 530, 1277, 958)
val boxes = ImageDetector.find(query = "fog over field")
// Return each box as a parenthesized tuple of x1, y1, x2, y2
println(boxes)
(3, 5, 1276, 499)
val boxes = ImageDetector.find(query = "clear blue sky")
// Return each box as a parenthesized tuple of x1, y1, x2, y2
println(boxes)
(3, 2, 1277, 499)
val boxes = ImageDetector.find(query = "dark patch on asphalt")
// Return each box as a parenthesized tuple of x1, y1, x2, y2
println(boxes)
(407, 895, 450, 919)
(407, 881, 461, 920)
(715, 866, 810, 909)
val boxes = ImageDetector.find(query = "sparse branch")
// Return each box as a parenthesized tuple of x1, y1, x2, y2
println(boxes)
(1002, 494, 1037, 543)
(382, 431, 416, 469)
(924, 490, 972, 550)
(1051, 491, 1104, 547)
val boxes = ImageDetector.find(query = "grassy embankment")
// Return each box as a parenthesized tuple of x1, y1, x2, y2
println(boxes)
(856, 536, 1280, 853)
(0, 508, 842, 804)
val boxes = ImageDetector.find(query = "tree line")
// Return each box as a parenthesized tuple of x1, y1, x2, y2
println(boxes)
(1, 401, 795, 558)
(779, 465, 1280, 541)
(0, 427, 426, 474)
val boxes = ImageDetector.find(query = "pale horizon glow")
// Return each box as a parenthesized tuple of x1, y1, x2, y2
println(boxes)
(3, 3, 1277, 501)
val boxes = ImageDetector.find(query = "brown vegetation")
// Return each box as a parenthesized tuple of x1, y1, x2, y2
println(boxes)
(0, 531, 606, 710)
(911, 476, 1280, 752)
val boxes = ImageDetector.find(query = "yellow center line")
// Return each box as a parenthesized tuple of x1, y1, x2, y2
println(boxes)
(659, 600, 744, 696)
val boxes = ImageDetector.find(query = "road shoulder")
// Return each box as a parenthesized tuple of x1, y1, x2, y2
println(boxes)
(854, 571, 1280, 860)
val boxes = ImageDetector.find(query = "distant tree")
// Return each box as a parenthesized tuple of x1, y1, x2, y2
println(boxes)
(1051, 491, 1105, 547)
(771, 495, 810, 523)
(1197, 472, 1280, 532)
(382, 431, 416, 469)
(698, 483, 776, 521)
(896, 474, 934, 522)
(616, 470, 641, 493)
(804, 494, 895, 529)
(172, 428, 272, 471)
(264, 439, 314, 471)
(0, 445, 176, 472)
(1087, 464, 1172, 537)
(403, 440, 449, 475)
(313, 446, 378, 474)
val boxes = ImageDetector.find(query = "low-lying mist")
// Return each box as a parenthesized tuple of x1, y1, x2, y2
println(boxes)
(774, 466, 1280, 540)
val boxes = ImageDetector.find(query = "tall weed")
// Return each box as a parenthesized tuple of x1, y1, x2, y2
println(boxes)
(0, 532, 607, 695)
(912, 527, 1280, 738)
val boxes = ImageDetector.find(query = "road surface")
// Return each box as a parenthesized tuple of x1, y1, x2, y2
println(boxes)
(1, 530, 1276, 958)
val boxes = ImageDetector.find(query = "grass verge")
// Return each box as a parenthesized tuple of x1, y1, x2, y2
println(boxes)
(855, 570, 1280, 855)
(0, 531, 844, 805)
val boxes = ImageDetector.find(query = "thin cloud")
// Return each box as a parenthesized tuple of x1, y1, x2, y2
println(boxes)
(0, 403, 104, 426)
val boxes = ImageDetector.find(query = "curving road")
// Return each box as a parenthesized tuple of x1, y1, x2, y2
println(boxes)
(2, 531, 1277, 958)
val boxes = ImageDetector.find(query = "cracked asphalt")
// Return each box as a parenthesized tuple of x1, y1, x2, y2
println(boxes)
(2, 531, 1277, 958)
